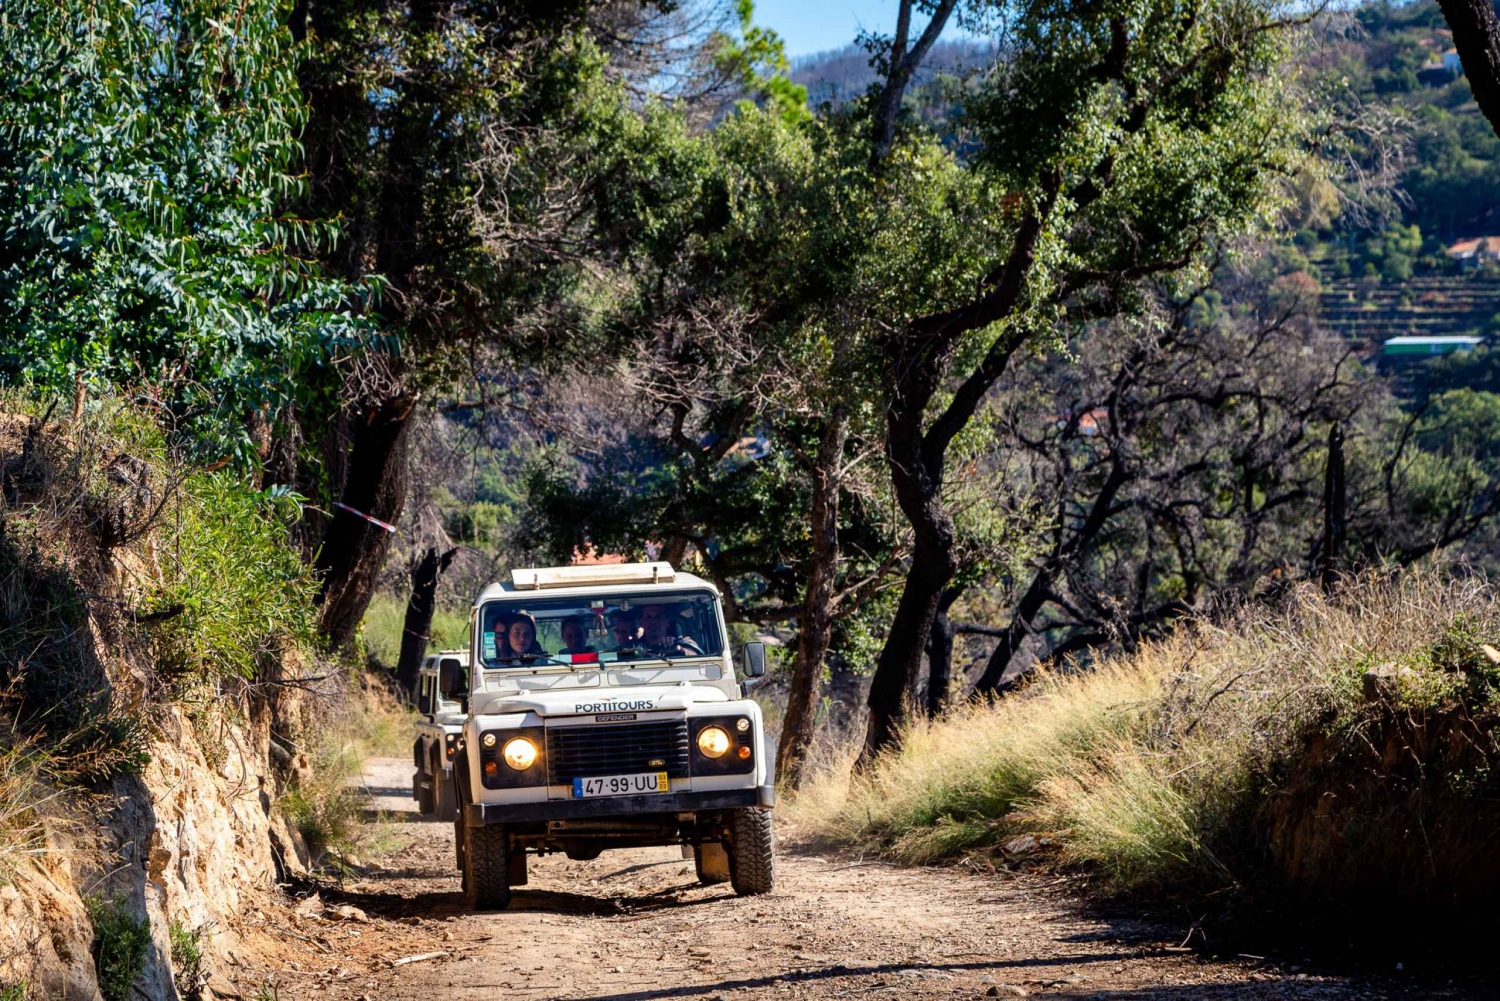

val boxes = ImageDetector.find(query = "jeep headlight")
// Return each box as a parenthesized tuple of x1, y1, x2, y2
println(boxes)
(502, 736, 538, 771)
(696, 726, 730, 759)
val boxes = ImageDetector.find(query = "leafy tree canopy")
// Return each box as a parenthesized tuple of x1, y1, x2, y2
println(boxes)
(0, 0, 381, 460)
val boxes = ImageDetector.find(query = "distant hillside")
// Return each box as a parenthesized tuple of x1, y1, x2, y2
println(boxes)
(792, 39, 993, 107)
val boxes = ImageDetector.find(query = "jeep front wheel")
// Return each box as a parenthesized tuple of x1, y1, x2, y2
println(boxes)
(727, 808, 774, 896)
(464, 823, 512, 911)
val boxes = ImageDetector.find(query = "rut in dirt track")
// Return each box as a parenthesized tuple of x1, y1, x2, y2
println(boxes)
(243, 757, 1490, 1000)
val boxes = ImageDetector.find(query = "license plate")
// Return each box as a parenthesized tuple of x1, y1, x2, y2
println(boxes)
(571, 771, 668, 798)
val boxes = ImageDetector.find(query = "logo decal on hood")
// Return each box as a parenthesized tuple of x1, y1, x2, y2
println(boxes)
(574, 699, 655, 713)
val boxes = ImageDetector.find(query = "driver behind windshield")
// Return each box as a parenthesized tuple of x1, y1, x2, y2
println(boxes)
(638, 603, 703, 657)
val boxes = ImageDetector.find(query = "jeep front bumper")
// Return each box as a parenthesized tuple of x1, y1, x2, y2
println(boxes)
(465, 785, 774, 824)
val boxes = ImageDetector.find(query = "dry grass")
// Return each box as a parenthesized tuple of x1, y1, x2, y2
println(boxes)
(792, 656, 1171, 864)
(0, 738, 54, 885)
(279, 672, 415, 868)
(791, 570, 1500, 917)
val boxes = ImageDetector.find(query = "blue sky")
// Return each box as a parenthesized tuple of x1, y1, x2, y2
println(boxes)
(753, 0, 968, 59)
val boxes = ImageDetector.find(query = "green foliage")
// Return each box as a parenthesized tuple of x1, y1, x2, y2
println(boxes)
(0, 0, 381, 460)
(147, 473, 317, 680)
(713, 0, 811, 125)
(86, 896, 149, 1001)
(169, 921, 206, 1001)
(1284, 1, 1500, 275)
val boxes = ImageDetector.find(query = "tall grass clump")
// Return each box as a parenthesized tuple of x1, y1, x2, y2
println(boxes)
(0, 738, 53, 884)
(797, 570, 1500, 933)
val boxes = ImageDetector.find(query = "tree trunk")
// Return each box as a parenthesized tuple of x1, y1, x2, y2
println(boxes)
(924, 588, 960, 720)
(314, 393, 415, 650)
(395, 546, 458, 692)
(868, 0, 961, 168)
(1438, 0, 1500, 139)
(775, 410, 847, 791)
(925, 585, 962, 716)
(861, 542, 952, 762)
(973, 569, 1053, 695)
(1319, 422, 1347, 590)
(860, 364, 962, 764)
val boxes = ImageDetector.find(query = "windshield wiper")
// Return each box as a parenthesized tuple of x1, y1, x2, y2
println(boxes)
(613, 647, 683, 666)
(497, 653, 569, 667)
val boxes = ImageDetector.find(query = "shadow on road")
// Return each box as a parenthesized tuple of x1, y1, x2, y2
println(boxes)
(314, 864, 736, 921)
(563, 954, 1152, 1001)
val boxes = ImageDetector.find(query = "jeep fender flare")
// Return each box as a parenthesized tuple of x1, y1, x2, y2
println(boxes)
(454, 743, 473, 805)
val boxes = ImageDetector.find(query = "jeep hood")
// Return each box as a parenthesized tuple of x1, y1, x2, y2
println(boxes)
(472, 683, 731, 717)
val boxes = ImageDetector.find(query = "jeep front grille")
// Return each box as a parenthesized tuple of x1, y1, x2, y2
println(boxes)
(545, 719, 690, 784)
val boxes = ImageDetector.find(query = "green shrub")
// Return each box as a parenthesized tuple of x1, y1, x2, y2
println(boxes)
(86, 896, 149, 1001)
(169, 921, 205, 1000)
(148, 473, 317, 680)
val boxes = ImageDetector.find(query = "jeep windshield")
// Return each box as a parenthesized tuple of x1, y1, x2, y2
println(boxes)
(477, 590, 724, 670)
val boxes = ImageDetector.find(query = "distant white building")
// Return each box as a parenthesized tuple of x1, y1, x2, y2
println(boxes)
(1446, 237, 1500, 266)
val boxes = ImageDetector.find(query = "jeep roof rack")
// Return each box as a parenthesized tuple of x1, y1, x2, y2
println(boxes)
(510, 561, 675, 590)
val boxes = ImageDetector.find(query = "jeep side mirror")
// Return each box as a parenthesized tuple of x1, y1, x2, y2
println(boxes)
(742, 641, 766, 679)
(417, 685, 431, 715)
(438, 658, 465, 699)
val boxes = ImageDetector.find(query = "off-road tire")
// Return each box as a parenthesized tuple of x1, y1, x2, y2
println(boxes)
(435, 769, 456, 821)
(416, 770, 435, 816)
(694, 843, 731, 885)
(727, 808, 774, 896)
(464, 823, 512, 911)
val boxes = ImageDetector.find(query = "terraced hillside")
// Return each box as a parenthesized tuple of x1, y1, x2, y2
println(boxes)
(1319, 276, 1500, 350)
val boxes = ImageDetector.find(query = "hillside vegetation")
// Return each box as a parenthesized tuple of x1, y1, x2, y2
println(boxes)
(0, 398, 404, 997)
(795, 571, 1500, 942)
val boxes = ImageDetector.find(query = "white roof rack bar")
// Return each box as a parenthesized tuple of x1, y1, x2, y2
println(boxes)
(511, 562, 676, 590)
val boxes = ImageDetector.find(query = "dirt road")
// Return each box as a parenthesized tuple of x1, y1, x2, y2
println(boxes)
(244, 758, 1487, 1000)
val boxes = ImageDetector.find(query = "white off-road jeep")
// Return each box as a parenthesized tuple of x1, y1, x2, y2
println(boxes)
(411, 650, 468, 821)
(441, 561, 774, 910)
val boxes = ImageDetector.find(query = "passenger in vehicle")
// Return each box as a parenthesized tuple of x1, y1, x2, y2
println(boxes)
(503, 613, 546, 660)
(639, 603, 703, 657)
(559, 616, 595, 655)
(608, 609, 640, 651)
